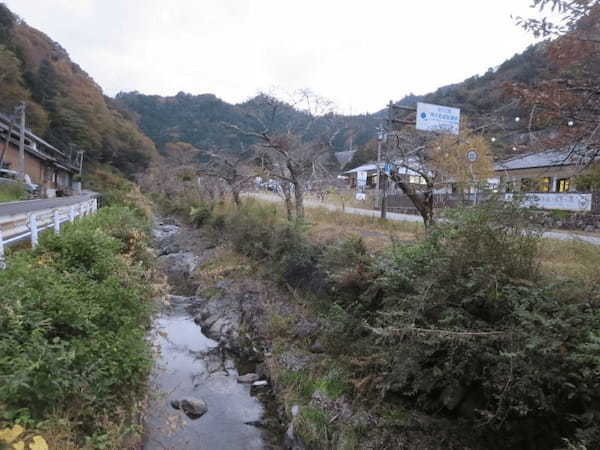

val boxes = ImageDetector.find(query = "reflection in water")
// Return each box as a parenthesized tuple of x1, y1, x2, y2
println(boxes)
(143, 299, 266, 450)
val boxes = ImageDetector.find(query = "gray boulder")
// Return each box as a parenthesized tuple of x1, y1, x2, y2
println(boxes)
(171, 397, 208, 419)
(237, 373, 260, 384)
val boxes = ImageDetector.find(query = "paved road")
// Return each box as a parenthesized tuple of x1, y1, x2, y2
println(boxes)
(0, 193, 96, 218)
(245, 192, 600, 246)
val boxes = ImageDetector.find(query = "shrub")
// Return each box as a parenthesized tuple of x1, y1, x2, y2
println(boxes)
(0, 207, 153, 444)
(190, 203, 213, 227)
(363, 201, 600, 449)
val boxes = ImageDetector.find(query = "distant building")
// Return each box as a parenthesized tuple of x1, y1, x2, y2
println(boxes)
(494, 148, 597, 193)
(0, 112, 79, 196)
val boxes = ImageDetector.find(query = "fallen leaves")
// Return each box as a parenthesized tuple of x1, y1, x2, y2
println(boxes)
(0, 425, 49, 450)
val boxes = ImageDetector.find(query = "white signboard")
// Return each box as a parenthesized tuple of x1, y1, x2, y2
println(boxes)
(356, 171, 367, 187)
(505, 193, 592, 212)
(416, 102, 460, 136)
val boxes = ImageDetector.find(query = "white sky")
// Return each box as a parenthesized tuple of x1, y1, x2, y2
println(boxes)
(4, 0, 543, 114)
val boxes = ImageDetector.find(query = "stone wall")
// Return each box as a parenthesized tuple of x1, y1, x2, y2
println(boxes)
(531, 209, 600, 232)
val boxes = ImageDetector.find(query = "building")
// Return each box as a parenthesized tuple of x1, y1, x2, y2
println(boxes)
(494, 148, 596, 193)
(0, 112, 79, 197)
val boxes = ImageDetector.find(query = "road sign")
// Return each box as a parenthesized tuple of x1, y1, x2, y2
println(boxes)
(466, 151, 478, 162)
(416, 102, 460, 136)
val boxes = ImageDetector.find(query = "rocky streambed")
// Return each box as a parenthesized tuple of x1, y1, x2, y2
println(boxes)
(143, 219, 284, 450)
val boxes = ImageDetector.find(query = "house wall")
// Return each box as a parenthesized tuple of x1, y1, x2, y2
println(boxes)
(496, 165, 582, 192)
(1, 141, 46, 185)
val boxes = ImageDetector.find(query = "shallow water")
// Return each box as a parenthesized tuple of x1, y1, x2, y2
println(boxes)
(143, 297, 270, 450)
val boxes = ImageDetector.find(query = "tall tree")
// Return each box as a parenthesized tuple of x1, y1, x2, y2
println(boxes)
(510, 1, 600, 163)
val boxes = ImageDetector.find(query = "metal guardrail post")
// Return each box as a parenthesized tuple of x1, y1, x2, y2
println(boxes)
(70, 206, 75, 222)
(30, 214, 38, 247)
(53, 210, 60, 235)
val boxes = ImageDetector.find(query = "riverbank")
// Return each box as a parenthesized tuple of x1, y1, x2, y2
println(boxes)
(144, 218, 285, 449)
(147, 213, 480, 450)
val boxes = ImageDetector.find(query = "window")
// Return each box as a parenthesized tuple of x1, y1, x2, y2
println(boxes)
(521, 178, 535, 192)
(409, 175, 426, 185)
(539, 177, 551, 192)
(557, 178, 570, 192)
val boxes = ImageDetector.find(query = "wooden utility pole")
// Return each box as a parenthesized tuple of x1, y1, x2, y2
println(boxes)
(17, 102, 26, 181)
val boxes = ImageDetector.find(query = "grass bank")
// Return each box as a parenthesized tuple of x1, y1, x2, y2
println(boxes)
(0, 204, 156, 449)
(0, 182, 27, 203)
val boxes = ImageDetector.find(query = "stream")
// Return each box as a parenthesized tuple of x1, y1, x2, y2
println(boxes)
(143, 220, 283, 450)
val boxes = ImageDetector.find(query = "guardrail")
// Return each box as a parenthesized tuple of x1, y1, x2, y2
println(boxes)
(0, 197, 98, 269)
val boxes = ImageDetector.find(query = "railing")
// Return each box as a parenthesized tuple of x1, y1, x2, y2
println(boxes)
(0, 197, 98, 269)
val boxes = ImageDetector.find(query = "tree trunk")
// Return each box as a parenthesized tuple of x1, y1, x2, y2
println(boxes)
(281, 184, 294, 221)
(293, 181, 305, 221)
(393, 177, 435, 228)
(232, 188, 241, 207)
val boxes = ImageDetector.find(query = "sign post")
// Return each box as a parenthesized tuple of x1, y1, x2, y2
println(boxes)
(466, 150, 478, 205)
(416, 102, 460, 136)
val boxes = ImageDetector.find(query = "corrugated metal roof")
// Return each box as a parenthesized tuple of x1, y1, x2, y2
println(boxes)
(494, 148, 593, 171)
(343, 160, 424, 177)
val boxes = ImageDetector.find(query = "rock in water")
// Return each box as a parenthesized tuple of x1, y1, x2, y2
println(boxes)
(237, 373, 260, 384)
(171, 397, 208, 419)
(309, 339, 325, 354)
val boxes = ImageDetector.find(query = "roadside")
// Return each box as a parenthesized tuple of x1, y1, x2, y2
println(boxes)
(244, 191, 600, 246)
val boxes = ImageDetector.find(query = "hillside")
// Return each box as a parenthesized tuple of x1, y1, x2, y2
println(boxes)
(0, 4, 158, 175)
(117, 90, 380, 158)
(119, 44, 552, 169)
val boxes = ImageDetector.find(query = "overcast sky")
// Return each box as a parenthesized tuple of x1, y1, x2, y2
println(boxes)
(5, 0, 543, 114)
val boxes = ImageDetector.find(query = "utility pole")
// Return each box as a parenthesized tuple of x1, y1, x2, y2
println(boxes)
(78, 151, 84, 175)
(17, 102, 26, 181)
(376, 124, 387, 218)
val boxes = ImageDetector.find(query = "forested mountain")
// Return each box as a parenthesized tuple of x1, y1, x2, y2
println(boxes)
(120, 44, 551, 168)
(116, 91, 380, 157)
(0, 4, 158, 175)
(0, 0, 555, 175)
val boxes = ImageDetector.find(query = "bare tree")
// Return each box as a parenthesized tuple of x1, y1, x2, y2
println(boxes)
(198, 146, 256, 207)
(226, 89, 340, 221)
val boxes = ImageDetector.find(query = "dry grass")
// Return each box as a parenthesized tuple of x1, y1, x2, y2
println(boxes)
(250, 198, 423, 251)
(305, 206, 422, 251)
(537, 238, 600, 283)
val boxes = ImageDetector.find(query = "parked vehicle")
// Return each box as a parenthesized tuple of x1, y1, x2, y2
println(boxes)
(0, 168, 40, 194)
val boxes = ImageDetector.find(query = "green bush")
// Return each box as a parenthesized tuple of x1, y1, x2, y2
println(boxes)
(190, 204, 213, 227)
(363, 201, 600, 449)
(0, 207, 153, 442)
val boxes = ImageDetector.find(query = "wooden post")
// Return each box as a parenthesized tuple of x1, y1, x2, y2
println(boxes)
(30, 214, 38, 247)
(53, 210, 60, 235)
(69, 206, 75, 222)
(0, 228, 5, 270)
(381, 173, 387, 219)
